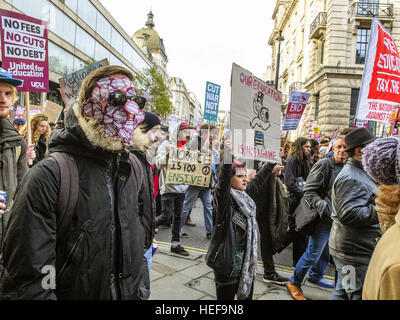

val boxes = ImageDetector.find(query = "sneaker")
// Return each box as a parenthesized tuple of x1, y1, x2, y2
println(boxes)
(206, 232, 212, 239)
(185, 218, 197, 227)
(263, 273, 289, 285)
(180, 232, 189, 238)
(286, 281, 308, 300)
(170, 245, 189, 256)
(308, 278, 335, 289)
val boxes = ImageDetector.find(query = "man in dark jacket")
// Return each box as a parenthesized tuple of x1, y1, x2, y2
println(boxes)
(0, 66, 149, 300)
(0, 68, 29, 244)
(130, 111, 161, 272)
(330, 127, 380, 300)
(286, 137, 347, 300)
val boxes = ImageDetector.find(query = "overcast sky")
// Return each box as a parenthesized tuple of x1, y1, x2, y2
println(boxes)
(99, 0, 277, 111)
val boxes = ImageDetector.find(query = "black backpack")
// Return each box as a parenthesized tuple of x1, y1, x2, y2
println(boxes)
(50, 152, 143, 236)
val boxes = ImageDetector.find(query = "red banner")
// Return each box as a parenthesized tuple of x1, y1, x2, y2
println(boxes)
(368, 23, 400, 101)
(0, 9, 49, 92)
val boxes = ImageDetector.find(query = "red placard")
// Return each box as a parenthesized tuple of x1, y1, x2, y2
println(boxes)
(0, 9, 49, 92)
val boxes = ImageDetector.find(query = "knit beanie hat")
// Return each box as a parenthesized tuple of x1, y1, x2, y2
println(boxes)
(141, 111, 161, 133)
(362, 136, 400, 185)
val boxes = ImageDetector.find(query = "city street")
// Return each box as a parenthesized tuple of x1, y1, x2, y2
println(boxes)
(152, 198, 336, 300)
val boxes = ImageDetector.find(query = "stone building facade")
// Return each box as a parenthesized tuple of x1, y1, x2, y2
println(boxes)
(269, 0, 400, 139)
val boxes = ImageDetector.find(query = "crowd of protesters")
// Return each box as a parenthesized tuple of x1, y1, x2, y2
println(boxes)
(0, 65, 399, 301)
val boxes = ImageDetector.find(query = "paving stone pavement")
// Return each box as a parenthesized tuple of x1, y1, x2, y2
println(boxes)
(149, 244, 334, 300)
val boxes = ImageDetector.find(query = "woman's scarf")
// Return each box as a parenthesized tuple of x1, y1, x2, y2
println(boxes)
(230, 188, 258, 300)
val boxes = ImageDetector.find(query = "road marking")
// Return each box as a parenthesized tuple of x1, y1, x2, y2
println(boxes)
(156, 241, 335, 281)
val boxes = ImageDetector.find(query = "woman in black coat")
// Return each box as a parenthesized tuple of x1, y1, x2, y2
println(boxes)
(279, 137, 312, 266)
(206, 140, 282, 300)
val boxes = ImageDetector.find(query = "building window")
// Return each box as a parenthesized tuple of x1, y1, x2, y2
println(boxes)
(356, 28, 370, 64)
(349, 88, 359, 127)
(314, 94, 320, 121)
(320, 40, 325, 65)
(77, 0, 97, 31)
(350, 88, 377, 136)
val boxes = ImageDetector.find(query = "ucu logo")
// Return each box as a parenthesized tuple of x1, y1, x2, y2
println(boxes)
(31, 81, 45, 89)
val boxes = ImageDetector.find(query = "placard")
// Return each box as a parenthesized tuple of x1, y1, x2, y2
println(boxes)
(230, 63, 281, 162)
(282, 91, 311, 131)
(165, 146, 212, 187)
(59, 58, 109, 107)
(203, 81, 220, 122)
(0, 9, 49, 92)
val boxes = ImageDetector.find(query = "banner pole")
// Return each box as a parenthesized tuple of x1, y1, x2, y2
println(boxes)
(25, 91, 32, 166)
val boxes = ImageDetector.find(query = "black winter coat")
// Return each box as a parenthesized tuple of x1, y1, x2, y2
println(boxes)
(206, 161, 272, 282)
(133, 149, 156, 249)
(0, 106, 149, 300)
(283, 155, 311, 200)
(33, 133, 47, 166)
(329, 158, 381, 265)
(304, 157, 345, 227)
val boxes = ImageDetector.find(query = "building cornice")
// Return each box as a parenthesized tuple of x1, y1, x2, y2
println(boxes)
(304, 65, 365, 89)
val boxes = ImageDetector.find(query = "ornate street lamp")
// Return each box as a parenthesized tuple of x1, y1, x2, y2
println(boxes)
(274, 31, 285, 90)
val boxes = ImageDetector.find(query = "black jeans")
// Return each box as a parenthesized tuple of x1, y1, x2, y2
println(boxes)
(159, 193, 185, 243)
(257, 214, 276, 277)
(215, 279, 254, 300)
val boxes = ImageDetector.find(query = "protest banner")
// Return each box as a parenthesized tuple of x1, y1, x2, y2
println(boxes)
(168, 114, 178, 133)
(0, 9, 49, 92)
(356, 17, 400, 123)
(59, 58, 109, 107)
(282, 91, 311, 131)
(165, 146, 212, 187)
(230, 63, 281, 163)
(43, 100, 63, 123)
(203, 81, 220, 122)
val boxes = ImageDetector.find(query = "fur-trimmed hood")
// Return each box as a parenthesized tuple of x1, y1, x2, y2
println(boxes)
(376, 184, 400, 234)
(48, 102, 131, 159)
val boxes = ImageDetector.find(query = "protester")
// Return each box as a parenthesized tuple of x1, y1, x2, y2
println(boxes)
(0, 65, 150, 299)
(206, 139, 282, 300)
(180, 124, 219, 239)
(252, 159, 289, 286)
(12, 118, 25, 133)
(154, 121, 191, 256)
(278, 137, 312, 266)
(362, 136, 400, 300)
(329, 127, 380, 300)
(130, 111, 162, 273)
(309, 138, 320, 165)
(49, 122, 56, 131)
(0, 69, 30, 244)
(147, 124, 168, 223)
(21, 113, 51, 166)
(286, 136, 347, 300)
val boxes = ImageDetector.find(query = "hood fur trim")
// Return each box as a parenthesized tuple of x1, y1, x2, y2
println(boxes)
(73, 102, 128, 151)
(131, 124, 151, 152)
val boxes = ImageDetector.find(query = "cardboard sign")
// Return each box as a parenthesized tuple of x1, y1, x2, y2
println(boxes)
(356, 18, 400, 123)
(59, 58, 109, 107)
(0, 9, 49, 92)
(165, 146, 212, 187)
(282, 91, 311, 131)
(43, 100, 63, 123)
(203, 81, 220, 122)
(230, 63, 281, 162)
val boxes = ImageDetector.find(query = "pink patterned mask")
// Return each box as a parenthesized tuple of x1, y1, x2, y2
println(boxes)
(82, 76, 145, 144)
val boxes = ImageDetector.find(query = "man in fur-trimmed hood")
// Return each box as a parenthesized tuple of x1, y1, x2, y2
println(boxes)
(0, 66, 150, 300)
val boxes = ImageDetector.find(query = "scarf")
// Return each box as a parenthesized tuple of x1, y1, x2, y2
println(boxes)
(230, 188, 258, 300)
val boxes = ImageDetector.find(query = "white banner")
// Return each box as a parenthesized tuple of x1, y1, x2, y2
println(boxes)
(230, 63, 281, 163)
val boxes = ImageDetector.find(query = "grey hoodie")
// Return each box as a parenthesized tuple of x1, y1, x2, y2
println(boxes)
(154, 121, 189, 195)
